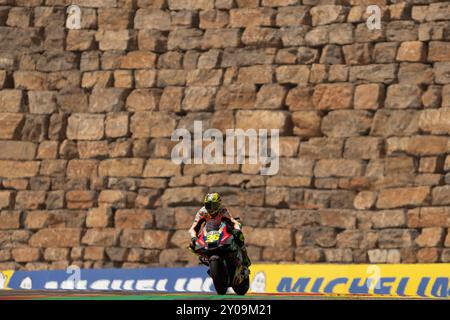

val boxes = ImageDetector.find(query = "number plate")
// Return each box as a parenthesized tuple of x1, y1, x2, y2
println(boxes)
(205, 231, 220, 243)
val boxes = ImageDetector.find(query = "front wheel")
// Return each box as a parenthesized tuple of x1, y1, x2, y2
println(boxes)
(209, 256, 228, 295)
(232, 276, 249, 296)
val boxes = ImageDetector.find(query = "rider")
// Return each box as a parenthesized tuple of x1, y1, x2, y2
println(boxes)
(189, 192, 251, 267)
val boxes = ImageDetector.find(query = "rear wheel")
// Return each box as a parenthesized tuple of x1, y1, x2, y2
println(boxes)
(209, 256, 228, 295)
(232, 276, 249, 296)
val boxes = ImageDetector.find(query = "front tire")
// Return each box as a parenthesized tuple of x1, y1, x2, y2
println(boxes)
(209, 256, 228, 295)
(232, 276, 249, 295)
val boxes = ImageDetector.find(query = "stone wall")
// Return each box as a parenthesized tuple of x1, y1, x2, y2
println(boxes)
(0, 0, 450, 270)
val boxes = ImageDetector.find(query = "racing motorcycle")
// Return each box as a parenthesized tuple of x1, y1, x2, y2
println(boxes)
(190, 219, 250, 295)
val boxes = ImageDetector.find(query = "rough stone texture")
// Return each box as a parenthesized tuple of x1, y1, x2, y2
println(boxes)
(312, 84, 353, 110)
(67, 114, 105, 141)
(0, 2, 449, 269)
(354, 84, 384, 110)
(377, 187, 430, 209)
(419, 109, 450, 135)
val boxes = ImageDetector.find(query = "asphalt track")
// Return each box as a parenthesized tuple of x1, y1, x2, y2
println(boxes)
(0, 290, 416, 300)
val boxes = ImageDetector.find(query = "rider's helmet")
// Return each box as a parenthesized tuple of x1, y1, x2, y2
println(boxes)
(204, 192, 221, 216)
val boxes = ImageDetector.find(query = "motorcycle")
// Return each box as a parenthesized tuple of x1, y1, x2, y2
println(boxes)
(191, 219, 250, 295)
